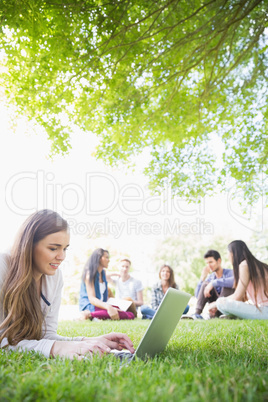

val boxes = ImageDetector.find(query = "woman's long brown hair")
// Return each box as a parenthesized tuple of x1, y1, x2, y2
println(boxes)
(0, 210, 68, 346)
(228, 240, 268, 306)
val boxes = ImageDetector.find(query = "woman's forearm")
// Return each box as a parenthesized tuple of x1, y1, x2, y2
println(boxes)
(88, 296, 108, 310)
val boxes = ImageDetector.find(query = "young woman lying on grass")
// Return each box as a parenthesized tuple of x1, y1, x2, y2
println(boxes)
(79, 248, 135, 321)
(212, 240, 268, 319)
(0, 210, 134, 359)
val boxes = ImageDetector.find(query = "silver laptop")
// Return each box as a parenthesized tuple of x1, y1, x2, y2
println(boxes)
(112, 288, 191, 361)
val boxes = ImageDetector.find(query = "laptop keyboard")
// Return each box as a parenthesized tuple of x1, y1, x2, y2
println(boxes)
(111, 350, 135, 362)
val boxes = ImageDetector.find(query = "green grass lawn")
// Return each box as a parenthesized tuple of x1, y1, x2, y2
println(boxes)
(0, 319, 267, 401)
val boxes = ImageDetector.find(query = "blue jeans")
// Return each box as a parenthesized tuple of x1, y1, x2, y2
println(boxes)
(141, 304, 190, 319)
(216, 298, 268, 319)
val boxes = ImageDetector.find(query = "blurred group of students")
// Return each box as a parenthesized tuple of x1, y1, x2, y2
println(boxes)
(79, 250, 190, 321)
(78, 242, 268, 321)
(0, 210, 267, 362)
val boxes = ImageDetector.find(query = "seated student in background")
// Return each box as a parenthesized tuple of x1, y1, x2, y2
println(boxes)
(140, 264, 189, 319)
(183, 249, 234, 319)
(0, 210, 134, 359)
(214, 240, 268, 319)
(79, 249, 135, 321)
(107, 258, 143, 317)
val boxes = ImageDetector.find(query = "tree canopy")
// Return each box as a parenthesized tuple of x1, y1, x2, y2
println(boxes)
(0, 0, 268, 202)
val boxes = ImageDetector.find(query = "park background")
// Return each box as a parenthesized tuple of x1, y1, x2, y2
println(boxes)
(0, 3, 268, 401)
(1, 99, 267, 311)
(0, 0, 267, 310)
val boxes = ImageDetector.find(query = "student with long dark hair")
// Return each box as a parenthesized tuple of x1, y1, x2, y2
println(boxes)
(216, 240, 268, 319)
(140, 264, 189, 319)
(0, 210, 134, 358)
(79, 249, 135, 320)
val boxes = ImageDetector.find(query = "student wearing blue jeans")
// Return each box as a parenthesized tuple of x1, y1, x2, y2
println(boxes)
(141, 265, 189, 319)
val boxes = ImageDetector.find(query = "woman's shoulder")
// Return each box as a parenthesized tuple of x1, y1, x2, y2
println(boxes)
(0, 252, 10, 263)
(0, 253, 10, 277)
(238, 260, 250, 281)
(152, 281, 161, 290)
(239, 260, 248, 270)
(0, 253, 10, 291)
(0, 252, 9, 262)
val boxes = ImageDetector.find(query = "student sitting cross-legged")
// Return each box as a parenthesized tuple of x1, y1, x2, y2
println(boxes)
(107, 258, 144, 318)
(213, 241, 268, 320)
(79, 249, 135, 321)
(140, 264, 189, 319)
(182, 249, 234, 320)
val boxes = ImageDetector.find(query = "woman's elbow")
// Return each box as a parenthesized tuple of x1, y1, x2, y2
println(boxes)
(87, 295, 96, 304)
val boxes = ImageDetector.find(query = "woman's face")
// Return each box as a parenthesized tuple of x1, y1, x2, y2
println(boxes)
(100, 251, 110, 268)
(160, 266, 171, 281)
(32, 230, 70, 281)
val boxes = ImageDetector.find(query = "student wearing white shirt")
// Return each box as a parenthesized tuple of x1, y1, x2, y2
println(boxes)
(0, 210, 134, 359)
(107, 258, 144, 317)
(79, 250, 135, 320)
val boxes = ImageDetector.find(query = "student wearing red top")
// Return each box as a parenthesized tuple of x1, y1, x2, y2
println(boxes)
(79, 249, 135, 321)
